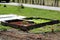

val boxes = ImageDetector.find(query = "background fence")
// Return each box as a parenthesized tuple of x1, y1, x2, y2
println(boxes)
(11, 0, 60, 7)
(0, 0, 60, 7)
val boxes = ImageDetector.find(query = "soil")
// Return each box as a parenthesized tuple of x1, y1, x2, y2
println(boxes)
(9, 21, 35, 26)
(0, 28, 60, 40)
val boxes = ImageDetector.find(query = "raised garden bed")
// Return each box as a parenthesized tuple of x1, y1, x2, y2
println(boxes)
(1, 18, 60, 31)
(1, 19, 35, 31)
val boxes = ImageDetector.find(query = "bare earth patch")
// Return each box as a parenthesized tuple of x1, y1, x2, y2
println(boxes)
(0, 28, 60, 40)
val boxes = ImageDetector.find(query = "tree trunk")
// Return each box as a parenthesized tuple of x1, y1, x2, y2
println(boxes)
(42, 0, 45, 5)
(32, 0, 34, 4)
(40, 0, 42, 5)
(17, 0, 19, 3)
(12, 0, 15, 2)
(54, 0, 59, 7)
(56, 0, 59, 7)
(25, 0, 27, 3)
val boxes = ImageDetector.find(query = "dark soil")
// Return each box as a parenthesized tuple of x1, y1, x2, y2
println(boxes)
(9, 21, 35, 26)
(0, 28, 60, 40)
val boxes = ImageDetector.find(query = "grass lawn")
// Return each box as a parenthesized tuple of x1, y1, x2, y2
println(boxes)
(0, 25, 12, 31)
(0, 4, 60, 33)
(29, 23, 60, 33)
(0, 4, 60, 20)
(32, 19, 51, 24)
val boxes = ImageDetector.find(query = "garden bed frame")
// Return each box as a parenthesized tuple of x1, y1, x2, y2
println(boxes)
(1, 18, 60, 31)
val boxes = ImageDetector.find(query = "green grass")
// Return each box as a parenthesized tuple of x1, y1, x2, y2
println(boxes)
(0, 5, 60, 33)
(0, 25, 12, 31)
(32, 19, 50, 24)
(29, 24, 60, 33)
(0, 5, 60, 20)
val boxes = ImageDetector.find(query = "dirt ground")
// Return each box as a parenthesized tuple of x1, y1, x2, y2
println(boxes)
(0, 28, 60, 40)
